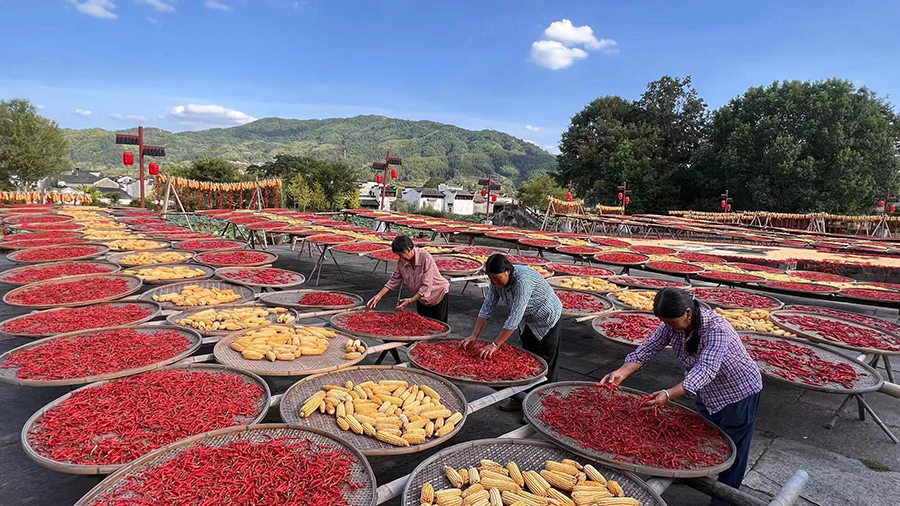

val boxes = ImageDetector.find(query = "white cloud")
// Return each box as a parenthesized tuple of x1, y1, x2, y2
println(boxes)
(523, 139, 539, 146)
(147, 17, 159, 24)
(204, 0, 232, 11)
(544, 145, 561, 155)
(169, 104, 256, 129)
(74, 109, 93, 117)
(544, 19, 617, 53)
(137, 0, 175, 13)
(530, 40, 588, 70)
(35, 104, 46, 110)
(524, 124, 541, 132)
(67, 0, 118, 19)
(111, 113, 149, 122)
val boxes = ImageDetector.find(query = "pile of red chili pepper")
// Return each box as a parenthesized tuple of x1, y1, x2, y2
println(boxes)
(307, 234, 355, 244)
(741, 336, 860, 388)
(336, 311, 447, 336)
(435, 257, 481, 272)
(548, 263, 613, 277)
(7, 277, 131, 306)
(87, 436, 361, 506)
(519, 238, 559, 248)
(228, 216, 270, 225)
(596, 313, 660, 343)
(18, 222, 82, 231)
(15, 245, 103, 262)
(729, 262, 783, 273)
(333, 243, 390, 254)
(555, 246, 602, 255)
(791, 271, 854, 283)
(538, 384, 731, 469)
(0, 303, 154, 335)
(178, 239, 243, 250)
(458, 246, 502, 256)
(594, 252, 649, 265)
(589, 237, 631, 247)
(763, 281, 837, 293)
(3, 328, 190, 380)
(504, 254, 551, 265)
(3, 231, 81, 242)
(28, 369, 264, 465)
(631, 245, 676, 255)
(486, 232, 523, 240)
(410, 340, 544, 381)
(697, 271, 763, 283)
(220, 268, 299, 285)
(608, 276, 688, 288)
(675, 252, 725, 263)
(2, 238, 87, 249)
(691, 288, 779, 309)
(298, 291, 356, 306)
(1, 263, 115, 283)
(775, 313, 900, 351)
(841, 288, 900, 302)
(556, 291, 610, 313)
(369, 249, 399, 261)
(646, 261, 702, 273)
(787, 305, 900, 334)
(197, 250, 270, 266)
(5, 214, 70, 224)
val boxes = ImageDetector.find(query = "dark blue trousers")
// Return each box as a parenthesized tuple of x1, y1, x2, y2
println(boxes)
(696, 392, 761, 506)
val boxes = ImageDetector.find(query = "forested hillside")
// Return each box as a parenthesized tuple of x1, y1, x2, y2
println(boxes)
(64, 115, 556, 185)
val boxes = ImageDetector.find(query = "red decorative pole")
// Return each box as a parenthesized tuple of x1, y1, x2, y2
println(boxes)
(116, 128, 165, 208)
(371, 153, 402, 211)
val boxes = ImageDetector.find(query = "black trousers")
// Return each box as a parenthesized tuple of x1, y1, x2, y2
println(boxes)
(416, 292, 449, 323)
(696, 392, 761, 506)
(520, 317, 562, 383)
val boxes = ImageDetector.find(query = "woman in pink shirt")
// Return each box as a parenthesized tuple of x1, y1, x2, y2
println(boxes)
(366, 235, 451, 322)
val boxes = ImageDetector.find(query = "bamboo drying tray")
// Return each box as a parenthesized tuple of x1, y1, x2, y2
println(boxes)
(174, 239, 248, 251)
(686, 287, 784, 311)
(555, 288, 615, 317)
(259, 289, 364, 310)
(2, 273, 143, 309)
(547, 276, 624, 294)
(0, 260, 120, 285)
(213, 328, 367, 376)
(194, 248, 278, 267)
(7, 243, 109, 264)
(406, 339, 548, 387)
(0, 301, 162, 339)
(330, 310, 451, 342)
(608, 275, 690, 290)
(105, 248, 195, 266)
(122, 264, 215, 285)
(139, 280, 256, 310)
(21, 363, 271, 475)
(523, 382, 737, 479)
(214, 266, 306, 289)
(432, 254, 484, 276)
(401, 438, 667, 506)
(770, 310, 900, 356)
(280, 366, 467, 455)
(73, 424, 377, 506)
(0, 325, 202, 387)
(591, 310, 660, 347)
(166, 304, 299, 337)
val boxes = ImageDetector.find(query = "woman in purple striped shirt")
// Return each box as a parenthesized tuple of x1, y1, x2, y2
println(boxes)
(601, 288, 762, 505)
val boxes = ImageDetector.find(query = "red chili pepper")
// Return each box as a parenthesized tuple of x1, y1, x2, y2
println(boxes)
(197, 251, 270, 266)
(520, 238, 559, 247)
(556, 291, 610, 313)
(298, 292, 355, 306)
(764, 281, 836, 293)
(729, 262, 783, 273)
(333, 243, 391, 254)
(776, 313, 900, 351)
(1, 304, 154, 335)
(7, 277, 131, 305)
(608, 275, 689, 288)
(457, 246, 502, 256)
(631, 245, 676, 255)
(220, 268, 299, 285)
(597, 313, 659, 343)
(307, 234, 355, 244)
(791, 271, 853, 282)
(4, 215, 70, 224)
(741, 336, 861, 388)
(227, 216, 270, 225)
(588, 237, 631, 248)
(504, 254, 551, 266)
(841, 288, 900, 302)
(410, 341, 543, 381)
(486, 232, 523, 240)
(2, 262, 116, 283)
(434, 258, 480, 272)
(675, 251, 726, 263)
(15, 245, 104, 262)
(548, 264, 613, 277)
(691, 288, 778, 309)
(697, 271, 763, 283)
(788, 305, 900, 334)
(178, 239, 244, 250)
(336, 311, 447, 336)
(368, 249, 399, 261)
(594, 252, 649, 265)
(646, 261, 703, 273)
(18, 222, 83, 230)
(2, 231, 81, 242)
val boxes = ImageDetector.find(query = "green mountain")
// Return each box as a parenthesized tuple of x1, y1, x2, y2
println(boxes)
(64, 115, 556, 186)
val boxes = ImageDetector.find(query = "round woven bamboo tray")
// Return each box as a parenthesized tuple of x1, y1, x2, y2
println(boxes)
(547, 276, 623, 294)
(770, 310, 900, 356)
(21, 363, 271, 475)
(3, 214, 74, 225)
(306, 234, 357, 246)
(0, 325, 202, 387)
(555, 289, 615, 316)
(591, 310, 660, 347)
(139, 280, 256, 310)
(555, 245, 603, 257)
(691, 271, 765, 285)
(332, 242, 392, 255)
(106, 248, 194, 266)
(432, 254, 484, 276)
(259, 289, 364, 310)
(401, 438, 668, 506)
(194, 248, 278, 267)
(758, 281, 839, 297)
(523, 382, 737, 478)
(121, 264, 215, 285)
(213, 328, 367, 376)
(608, 275, 690, 290)
(368, 250, 399, 262)
(738, 331, 882, 394)
(174, 239, 248, 251)
(73, 424, 377, 506)
(783, 304, 900, 335)
(214, 266, 306, 289)
(2, 273, 143, 309)
(593, 252, 650, 267)
(7, 243, 109, 264)
(0, 260, 120, 285)
(279, 366, 467, 455)
(100, 239, 171, 252)
(0, 301, 162, 339)
(330, 310, 451, 342)
(406, 339, 548, 387)
(788, 270, 857, 284)
(687, 287, 784, 311)
(166, 304, 299, 337)
(645, 261, 704, 276)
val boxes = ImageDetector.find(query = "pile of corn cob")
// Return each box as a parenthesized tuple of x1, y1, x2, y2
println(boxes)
(178, 306, 294, 332)
(422, 458, 640, 506)
(298, 379, 462, 447)
(714, 308, 796, 337)
(613, 291, 656, 311)
(344, 338, 365, 360)
(231, 325, 336, 361)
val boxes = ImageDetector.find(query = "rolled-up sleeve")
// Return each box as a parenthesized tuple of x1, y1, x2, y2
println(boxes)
(683, 329, 728, 394)
(501, 280, 532, 331)
(384, 267, 403, 291)
(478, 286, 499, 320)
(625, 323, 670, 364)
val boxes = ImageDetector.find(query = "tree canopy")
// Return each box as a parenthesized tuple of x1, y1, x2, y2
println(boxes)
(0, 99, 71, 190)
(517, 173, 567, 209)
(173, 158, 244, 183)
(254, 155, 359, 211)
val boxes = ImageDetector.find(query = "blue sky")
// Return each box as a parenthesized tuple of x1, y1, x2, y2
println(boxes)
(1, 1, 899, 154)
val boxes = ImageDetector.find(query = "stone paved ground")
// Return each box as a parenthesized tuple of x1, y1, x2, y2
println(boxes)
(1, 244, 899, 506)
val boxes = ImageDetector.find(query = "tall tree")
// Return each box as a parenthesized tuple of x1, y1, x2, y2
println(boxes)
(0, 99, 71, 189)
(694, 79, 900, 213)
(517, 173, 567, 209)
(174, 158, 242, 182)
(254, 155, 359, 210)
(556, 77, 707, 213)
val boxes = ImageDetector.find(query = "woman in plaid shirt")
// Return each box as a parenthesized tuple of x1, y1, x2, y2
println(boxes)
(601, 288, 762, 504)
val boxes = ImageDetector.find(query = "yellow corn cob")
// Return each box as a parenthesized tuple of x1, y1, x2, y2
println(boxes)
(561, 459, 583, 470)
(336, 402, 346, 418)
(436, 495, 462, 506)
(594, 498, 640, 506)
(468, 467, 481, 484)
(346, 415, 364, 435)
(540, 470, 575, 492)
(462, 489, 489, 506)
(468, 499, 489, 506)
(573, 482, 605, 491)
(459, 468, 469, 485)
(518, 491, 550, 504)
(422, 482, 435, 504)
(507, 462, 524, 487)
(480, 461, 508, 475)
(435, 488, 463, 501)
(344, 399, 354, 415)
(436, 422, 455, 437)
(582, 464, 607, 485)
(462, 484, 484, 498)
(336, 416, 350, 431)
(446, 412, 463, 426)
(606, 480, 624, 497)
(480, 469, 512, 482)
(499, 491, 543, 506)
(488, 487, 502, 506)
(547, 488, 575, 506)
(362, 422, 376, 437)
(479, 474, 520, 493)
(522, 470, 550, 496)
(355, 413, 377, 425)
(420, 384, 441, 400)
(354, 385, 368, 399)
(425, 421, 435, 438)
(435, 417, 445, 429)
(571, 489, 611, 506)
(407, 419, 429, 430)
(299, 391, 326, 418)
(375, 430, 410, 447)
(446, 466, 464, 488)
(421, 408, 453, 419)
(318, 400, 326, 414)
(545, 460, 579, 476)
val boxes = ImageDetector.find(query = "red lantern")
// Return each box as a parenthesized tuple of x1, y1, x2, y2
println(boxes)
(123, 152, 134, 166)
(491, 194, 498, 202)
(391, 168, 398, 179)
(148, 162, 159, 175)
(566, 191, 573, 201)
(625, 196, 630, 204)
(481, 188, 487, 197)
(878, 200, 885, 207)
(618, 192, 623, 200)
(891, 204, 897, 213)
(720, 200, 727, 208)
(726, 204, 732, 212)
(375, 173, 383, 184)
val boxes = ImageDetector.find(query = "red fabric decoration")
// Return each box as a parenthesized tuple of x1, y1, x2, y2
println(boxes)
(123, 152, 134, 166)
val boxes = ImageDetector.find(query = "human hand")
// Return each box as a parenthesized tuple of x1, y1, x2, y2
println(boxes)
(366, 295, 382, 309)
(599, 368, 629, 386)
(396, 298, 413, 311)
(479, 342, 498, 360)
(642, 390, 669, 410)
(460, 335, 478, 349)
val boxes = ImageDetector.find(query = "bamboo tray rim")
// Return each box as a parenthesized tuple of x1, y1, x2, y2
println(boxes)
(591, 310, 660, 347)
(6, 243, 109, 264)
(213, 266, 307, 289)
(2, 273, 143, 309)
(770, 310, 900, 356)
(406, 338, 548, 387)
(330, 310, 451, 342)
(0, 260, 120, 285)
(138, 280, 257, 310)
(259, 289, 364, 310)
(0, 301, 163, 339)
(194, 248, 278, 267)
(105, 248, 195, 266)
